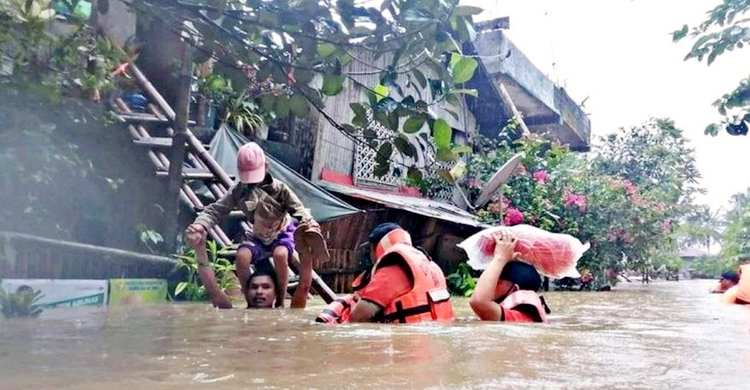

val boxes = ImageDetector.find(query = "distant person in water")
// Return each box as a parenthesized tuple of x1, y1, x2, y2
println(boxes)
(709, 270, 740, 294)
(191, 228, 313, 309)
(184, 142, 320, 308)
(721, 263, 750, 304)
(470, 228, 550, 323)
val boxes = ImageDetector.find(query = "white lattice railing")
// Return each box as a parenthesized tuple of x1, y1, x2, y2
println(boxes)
(353, 119, 459, 204)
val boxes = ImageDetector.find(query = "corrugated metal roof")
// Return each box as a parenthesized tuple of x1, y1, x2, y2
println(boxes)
(679, 247, 710, 259)
(318, 181, 489, 228)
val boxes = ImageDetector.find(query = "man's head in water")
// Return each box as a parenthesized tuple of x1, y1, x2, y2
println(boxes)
(494, 261, 542, 302)
(719, 270, 740, 290)
(246, 266, 277, 308)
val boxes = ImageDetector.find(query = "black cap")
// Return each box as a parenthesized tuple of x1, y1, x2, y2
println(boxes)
(367, 223, 401, 244)
(500, 261, 542, 292)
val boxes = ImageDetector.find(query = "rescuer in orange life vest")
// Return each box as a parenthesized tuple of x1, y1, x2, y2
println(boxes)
(317, 223, 454, 324)
(470, 228, 550, 323)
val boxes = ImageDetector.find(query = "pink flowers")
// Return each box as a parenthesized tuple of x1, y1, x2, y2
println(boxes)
(622, 179, 637, 195)
(503, 207, 524, 226)
(660, 220, 672, 233)
(532, 170, 549, 184)
(563, 193, 587, 212)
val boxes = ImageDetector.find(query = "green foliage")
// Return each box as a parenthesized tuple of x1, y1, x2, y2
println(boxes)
(446, 263, 477, 297)
(0, 0, 126, 98)
(717, 191, 750, 266)
(126, 0, 484, 176)
(421, 118, 699, 279)
(0, 282, 44, 318)
(676, 205, 723, 252)
(136, 224, 164, 254)
(675, 0, 750, 135)
(691, 255, 734, 278)
(222, 92, 265, 136)
(172, 241, 238, 301)
(592, 118, 702, 205)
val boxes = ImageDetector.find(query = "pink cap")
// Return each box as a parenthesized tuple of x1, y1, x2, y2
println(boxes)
(237, 142, 267, 184)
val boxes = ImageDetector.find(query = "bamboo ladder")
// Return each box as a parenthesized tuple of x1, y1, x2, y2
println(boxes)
(112, 64, 336, 303)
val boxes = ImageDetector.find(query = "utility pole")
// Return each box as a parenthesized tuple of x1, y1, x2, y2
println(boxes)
(164, 44, 193, 252)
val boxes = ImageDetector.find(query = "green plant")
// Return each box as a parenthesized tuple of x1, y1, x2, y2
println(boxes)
(0, 282, 44, 318)
(0, 0, 126, 98)
(447, 263, 477, 297)
(222, 92, 265, 136)
(437, 118, 699, 282)
(673, 0, 750, 136)
(136, 224, 163, 254)
(172, 240, 238, 301)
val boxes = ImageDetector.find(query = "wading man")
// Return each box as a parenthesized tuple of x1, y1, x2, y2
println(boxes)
(192, 224, 314, 310)
(185, 142, 318, 307)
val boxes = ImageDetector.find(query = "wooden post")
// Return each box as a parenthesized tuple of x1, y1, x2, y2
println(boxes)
(164, 45, 193, 252)
(498, 83, 531, 136)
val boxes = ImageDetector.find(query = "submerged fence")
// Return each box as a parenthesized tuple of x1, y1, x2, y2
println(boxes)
(0, 231, 178, 280)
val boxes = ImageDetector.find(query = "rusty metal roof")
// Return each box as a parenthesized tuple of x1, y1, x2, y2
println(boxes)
(318, 181, 489, 229)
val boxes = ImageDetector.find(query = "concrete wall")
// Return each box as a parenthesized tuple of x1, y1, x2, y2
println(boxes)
(97, 0, 137, 47)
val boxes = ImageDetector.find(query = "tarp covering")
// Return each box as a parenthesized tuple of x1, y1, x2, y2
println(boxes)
(193, 124, 361, 222)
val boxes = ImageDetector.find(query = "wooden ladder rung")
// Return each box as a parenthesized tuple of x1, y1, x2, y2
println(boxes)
(133, 137, 175, 148)
(119, 113, 196, 126)
(119, 113, 170, 124)
(155, 167, 226, 180)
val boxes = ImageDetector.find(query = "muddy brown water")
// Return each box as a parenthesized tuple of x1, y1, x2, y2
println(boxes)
(1, 279, 749, 390)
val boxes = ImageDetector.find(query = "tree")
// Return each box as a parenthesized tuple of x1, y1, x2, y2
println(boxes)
(673, 0, 750, 136)
(592, 118, 702, 206)
(677, 205, 723, 252)
(126, 0, 485, 177)
(417, 117, 697, 279)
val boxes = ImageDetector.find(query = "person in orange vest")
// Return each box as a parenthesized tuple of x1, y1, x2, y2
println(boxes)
(470, 228, 550, 323)
(317, 223, 454, 324)
(709, 270, 740, 294)
(721, 263, 750, 304)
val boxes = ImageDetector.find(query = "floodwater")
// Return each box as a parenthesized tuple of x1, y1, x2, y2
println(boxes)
(1, 280, 749, 390)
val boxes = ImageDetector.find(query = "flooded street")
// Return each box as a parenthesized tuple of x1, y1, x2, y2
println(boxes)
(1, 279, 749, 390)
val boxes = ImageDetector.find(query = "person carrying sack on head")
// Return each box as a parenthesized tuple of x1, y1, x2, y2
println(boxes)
(470, 228, 551, 323)
(185, 142, 324, 308)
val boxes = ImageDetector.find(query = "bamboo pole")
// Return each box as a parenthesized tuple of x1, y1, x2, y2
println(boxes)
(164, 45, 193, 251)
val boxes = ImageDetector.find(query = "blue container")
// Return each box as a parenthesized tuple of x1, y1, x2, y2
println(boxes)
(125, 92, 148, 113)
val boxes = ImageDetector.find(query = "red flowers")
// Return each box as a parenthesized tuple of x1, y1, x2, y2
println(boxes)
(564, 193, 587, 212)
(532, 170, 549, 184)
(503, 207, 524, 225)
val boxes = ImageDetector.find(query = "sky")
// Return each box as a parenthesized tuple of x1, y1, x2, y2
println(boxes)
(462, 0, 750, 211)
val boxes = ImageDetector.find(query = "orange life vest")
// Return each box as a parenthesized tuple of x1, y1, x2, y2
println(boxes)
(315, 294, 358, 324)
(724, 264, 750, 304)
(498, 290, 549, 323)
(373, 229, 454, 324)
(736, 264, 750, 304)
